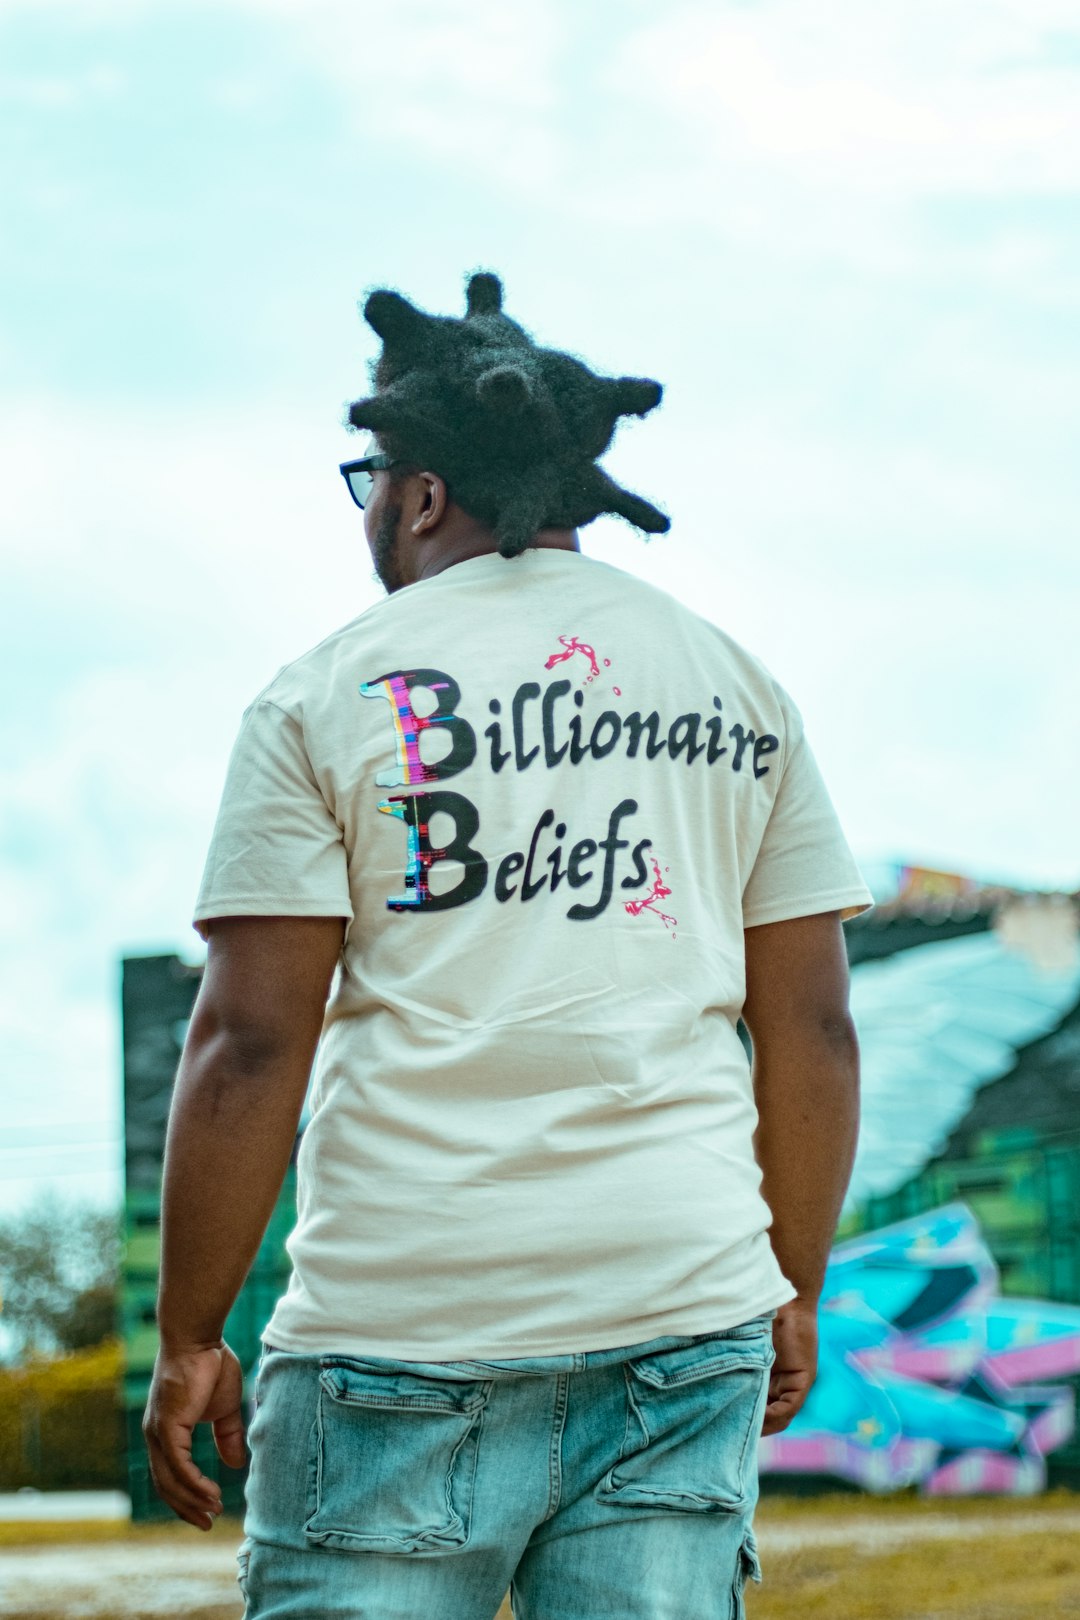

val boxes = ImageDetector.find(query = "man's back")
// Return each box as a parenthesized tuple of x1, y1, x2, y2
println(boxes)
(145, 274, 871, 1605)
(193, 547, 871, 1359)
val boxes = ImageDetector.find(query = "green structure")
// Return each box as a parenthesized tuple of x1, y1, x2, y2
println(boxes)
(120, 954, 298, 1522)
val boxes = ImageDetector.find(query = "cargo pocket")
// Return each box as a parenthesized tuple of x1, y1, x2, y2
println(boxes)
(732, 1526, 762, 1619)
(596, 1319, 775, 1514)
(303, 1360, 493, 1554)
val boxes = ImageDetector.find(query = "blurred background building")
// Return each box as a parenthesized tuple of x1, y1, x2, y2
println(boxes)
(120, 955, 299, 1520)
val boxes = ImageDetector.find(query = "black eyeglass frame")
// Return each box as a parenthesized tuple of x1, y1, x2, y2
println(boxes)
(339, 452, 398, 510)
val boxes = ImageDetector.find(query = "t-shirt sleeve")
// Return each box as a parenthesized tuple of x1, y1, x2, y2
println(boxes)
(192, 697, 354, 940)
(741, 704, 874, 929)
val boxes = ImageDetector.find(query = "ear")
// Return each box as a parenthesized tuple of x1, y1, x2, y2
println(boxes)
(413, 466, 452, 532)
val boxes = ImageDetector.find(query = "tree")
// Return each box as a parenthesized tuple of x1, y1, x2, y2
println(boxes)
(0, 1190, 122, 1364)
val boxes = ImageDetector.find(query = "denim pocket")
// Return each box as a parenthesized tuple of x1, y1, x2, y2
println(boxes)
(596, 1321, 775, 1513)
(302, 1359, 493, 1554)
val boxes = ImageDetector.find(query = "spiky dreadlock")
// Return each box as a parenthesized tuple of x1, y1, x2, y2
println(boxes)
(345, 268, 671, 559)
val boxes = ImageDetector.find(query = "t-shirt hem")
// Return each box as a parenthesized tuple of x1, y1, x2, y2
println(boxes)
(258, 1282, 800, 1361)
(193, 897, 355, 934)
(742, 889, 874, 928)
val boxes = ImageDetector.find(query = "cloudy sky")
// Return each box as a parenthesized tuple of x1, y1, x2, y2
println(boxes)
(2, 0, 1078, 1215)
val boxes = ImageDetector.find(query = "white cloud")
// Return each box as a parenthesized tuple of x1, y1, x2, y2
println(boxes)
(4, 0, 1078, 286)
(220, 2, 1080, 201)
(207, 0, 1080, 284)
(226, 0, 566, 191)
(605, 2, 1080, 192)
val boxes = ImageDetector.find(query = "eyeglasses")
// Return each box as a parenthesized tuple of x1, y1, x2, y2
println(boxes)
(339, 451, 397, 510)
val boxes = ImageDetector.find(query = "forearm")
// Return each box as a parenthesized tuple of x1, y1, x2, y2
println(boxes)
(156, 1026, 312, 1352)
(751, 1019, 861, 1301)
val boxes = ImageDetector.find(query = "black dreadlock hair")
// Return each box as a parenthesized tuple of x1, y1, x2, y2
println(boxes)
(345, 268, 671, 559)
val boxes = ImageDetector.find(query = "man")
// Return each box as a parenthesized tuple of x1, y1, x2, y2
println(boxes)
(143, 270, 872, 1619)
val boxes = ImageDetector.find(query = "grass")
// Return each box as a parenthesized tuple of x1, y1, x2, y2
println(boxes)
(754, 1483, 1080, 1521)
(748, 1490, 1080, 1620)
(0, 1516, 216, 1546)
(745, 1525, 1080, 1619)
(1, 1493, 1078, 1620)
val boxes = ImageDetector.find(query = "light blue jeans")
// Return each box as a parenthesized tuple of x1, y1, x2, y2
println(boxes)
(236, 1310, 777, 1619)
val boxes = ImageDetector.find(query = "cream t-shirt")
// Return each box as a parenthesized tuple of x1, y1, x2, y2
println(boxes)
(193, 548, 873, 1358)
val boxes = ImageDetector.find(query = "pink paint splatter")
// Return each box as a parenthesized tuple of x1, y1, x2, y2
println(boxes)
(543, 638, 621, 697)
(624, 857, 678, 938)
(544, 634, 601, 678)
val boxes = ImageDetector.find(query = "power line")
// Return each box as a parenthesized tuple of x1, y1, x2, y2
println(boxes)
(0, 1140, 120, 1158)
(0, 1121, 119, 1140)
(0, 1164, 121, 1181)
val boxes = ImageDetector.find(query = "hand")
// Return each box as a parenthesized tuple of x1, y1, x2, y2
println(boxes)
(761, 1296, 819, 1437)
(142, 1340, 247, 1530)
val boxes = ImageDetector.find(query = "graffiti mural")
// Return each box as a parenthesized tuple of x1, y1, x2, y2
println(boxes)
(758, 1204, 1080, 1494)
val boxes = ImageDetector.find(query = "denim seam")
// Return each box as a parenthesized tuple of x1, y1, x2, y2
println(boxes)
(322, 1389, 485, 1413)
(636, 1346, 771, 1391)
(734, 1356, 775, 1493)
(441, 1402, 482, 1547)
(620, 1364, 646, 1462)
(543, 1372, 570, 1522)
(594, 1366, 645, 1499)
(308, 1399, 324, 1532)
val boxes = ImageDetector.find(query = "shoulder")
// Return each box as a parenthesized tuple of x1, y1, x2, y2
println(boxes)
(243, 597, 395, 718)
(584, 553, 803, 721)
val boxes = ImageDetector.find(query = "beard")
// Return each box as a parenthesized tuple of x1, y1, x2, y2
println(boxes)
(372, 497, 405, 594)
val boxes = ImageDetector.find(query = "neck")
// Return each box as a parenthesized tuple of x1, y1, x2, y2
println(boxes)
(415, 527, 580, 584)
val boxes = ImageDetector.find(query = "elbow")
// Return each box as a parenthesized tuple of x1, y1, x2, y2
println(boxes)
(816, 1010, 861, 1086)
(748, 1006, 861, 1086)
(820, 1009, 860, 1056)
(184, 998, 293, 1079)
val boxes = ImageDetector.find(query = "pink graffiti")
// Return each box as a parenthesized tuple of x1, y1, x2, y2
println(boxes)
(624, 857, 678, 937)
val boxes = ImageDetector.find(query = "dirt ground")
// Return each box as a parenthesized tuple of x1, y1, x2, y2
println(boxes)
(0, 1494, 1078, 1619)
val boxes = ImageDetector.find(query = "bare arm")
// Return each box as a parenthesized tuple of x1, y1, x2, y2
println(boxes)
(144, 914, 344, 1531)
(156, 914, 345, 1350)
(742, 909, 861, 1433)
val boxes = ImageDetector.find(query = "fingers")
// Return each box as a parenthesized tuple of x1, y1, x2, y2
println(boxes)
(760, 1365, 813, 1437)
(158, 1412, 220, 1503)
(761, 1307, 818, 1439)
(142, 1415, 224, 1530)
(761, 1388, 805, 1436)
(213, 1406, 249, 1470)
(145, 1436, 222, 1530)
(142, 1343, 245, 1531)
